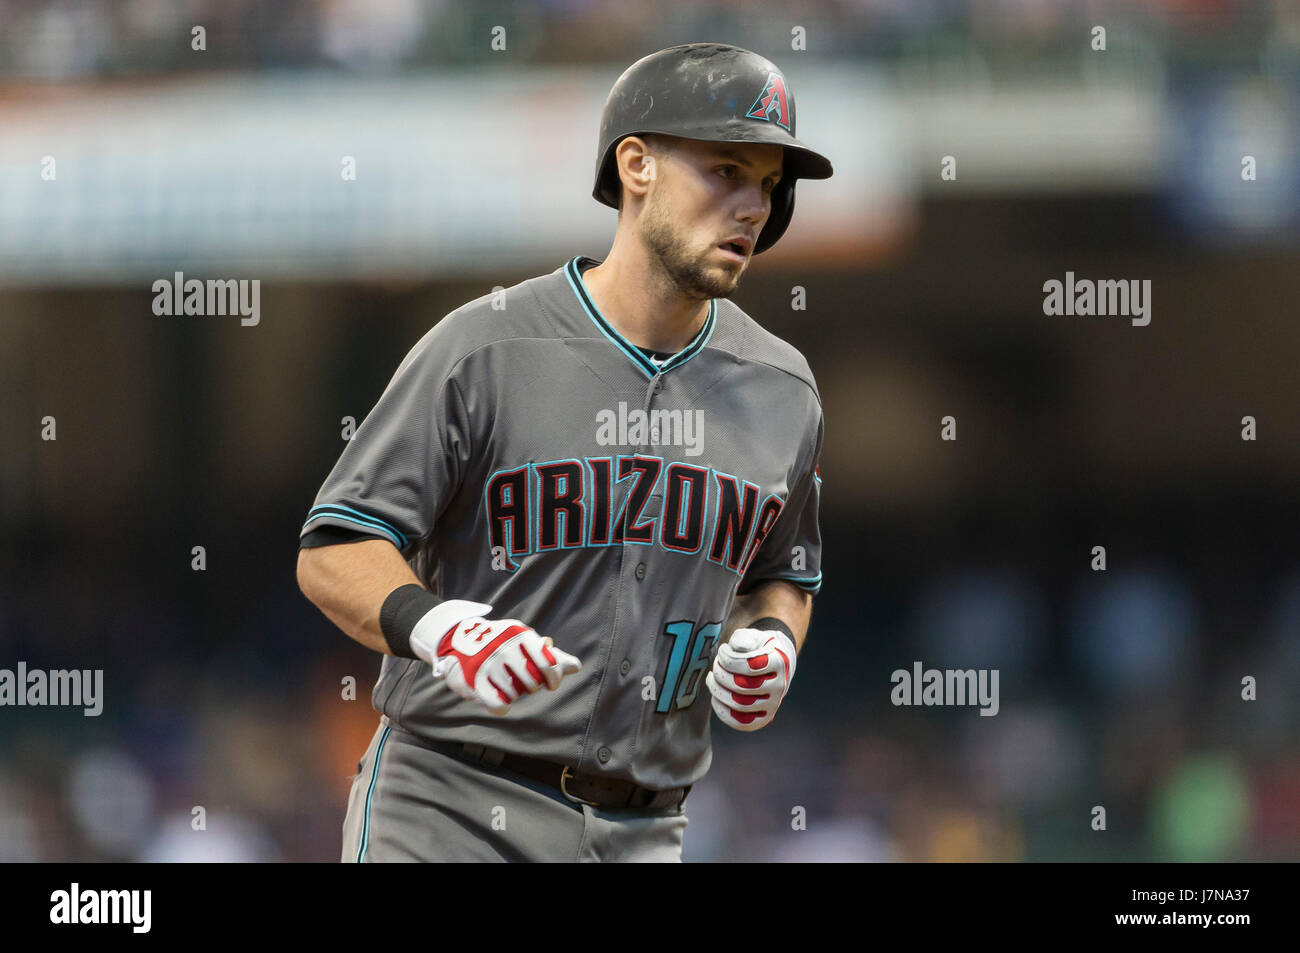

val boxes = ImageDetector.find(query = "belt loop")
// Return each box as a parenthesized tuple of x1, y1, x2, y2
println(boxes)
(461, 742, 485, 762)
(481, 746, 505, 767)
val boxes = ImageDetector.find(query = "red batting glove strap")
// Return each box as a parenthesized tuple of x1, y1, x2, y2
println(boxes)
(437, 621, 530, 687)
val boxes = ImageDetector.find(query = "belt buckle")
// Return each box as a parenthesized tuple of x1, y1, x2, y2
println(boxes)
(559, 766, 600, 808)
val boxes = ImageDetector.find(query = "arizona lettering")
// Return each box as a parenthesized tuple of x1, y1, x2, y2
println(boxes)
(484, 455, 784, 574)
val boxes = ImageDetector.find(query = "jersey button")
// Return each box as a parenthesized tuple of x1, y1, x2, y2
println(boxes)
(619, 659, 631, 676)
(653, 378, 663, 393)
(597, 746, 612, 764)
(634, 562, 646, 581)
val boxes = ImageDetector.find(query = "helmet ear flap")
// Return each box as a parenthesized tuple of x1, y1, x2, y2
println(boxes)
(596, 145, 620, 209)
(754, 179, 796, 254)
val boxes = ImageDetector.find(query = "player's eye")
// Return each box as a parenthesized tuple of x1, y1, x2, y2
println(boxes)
(716, 165, 738, 180)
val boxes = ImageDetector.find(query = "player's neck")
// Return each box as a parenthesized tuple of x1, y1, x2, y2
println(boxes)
(582, 249, 710, 356)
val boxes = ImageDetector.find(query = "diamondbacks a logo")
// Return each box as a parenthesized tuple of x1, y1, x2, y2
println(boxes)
(746, 70, 791, 130)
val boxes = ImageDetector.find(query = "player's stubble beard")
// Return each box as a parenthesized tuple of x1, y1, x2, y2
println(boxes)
(639, 177, 745, 302)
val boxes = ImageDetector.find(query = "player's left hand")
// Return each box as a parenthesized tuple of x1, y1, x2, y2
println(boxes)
(705, 626, 797, 732)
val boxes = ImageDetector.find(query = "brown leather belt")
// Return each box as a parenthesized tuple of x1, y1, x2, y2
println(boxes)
(392, 728, 690, 812)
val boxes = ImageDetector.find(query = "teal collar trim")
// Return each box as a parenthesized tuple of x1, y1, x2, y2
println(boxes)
(564, 256, 716, 379)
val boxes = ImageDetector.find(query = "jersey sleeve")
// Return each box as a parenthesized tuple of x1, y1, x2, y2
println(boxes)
(299, 321, 474, 553)
(298, 525, 388, 549)
(737, 413, 824, 596)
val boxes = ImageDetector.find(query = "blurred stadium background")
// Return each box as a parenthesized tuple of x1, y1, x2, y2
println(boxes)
(2, 0, 1300, 862)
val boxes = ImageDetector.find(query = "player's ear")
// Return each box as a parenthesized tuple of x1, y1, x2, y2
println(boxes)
(613, 135, 656, 207)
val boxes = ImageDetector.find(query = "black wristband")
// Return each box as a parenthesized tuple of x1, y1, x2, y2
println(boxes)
(749, 616, 796, 644)
(379, 584, 443, 659)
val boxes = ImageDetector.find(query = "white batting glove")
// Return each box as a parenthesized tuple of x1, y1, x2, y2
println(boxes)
(409, 600, 582, 715)
(705, 627, 797, 731)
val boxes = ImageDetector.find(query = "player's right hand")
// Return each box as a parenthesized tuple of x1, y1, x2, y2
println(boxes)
(423, 613, 582, 715)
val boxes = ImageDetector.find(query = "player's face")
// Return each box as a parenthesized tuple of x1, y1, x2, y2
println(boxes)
(638, 138, 783, 299)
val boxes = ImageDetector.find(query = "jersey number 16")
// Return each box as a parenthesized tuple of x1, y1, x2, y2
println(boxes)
(657, 620, 723, 713)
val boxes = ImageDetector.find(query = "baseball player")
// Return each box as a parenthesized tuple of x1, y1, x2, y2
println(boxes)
(296, 42, 831, 862)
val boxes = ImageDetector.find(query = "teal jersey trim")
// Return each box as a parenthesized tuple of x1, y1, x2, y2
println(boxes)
(788, 572, 823, 592)
(565, 257, 716, 379)
(356, 724, 393, 863)
(303, 504, 408, 549)
(754, 571, 822, 593)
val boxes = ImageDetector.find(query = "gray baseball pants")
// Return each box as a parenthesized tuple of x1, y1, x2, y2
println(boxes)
(341, 716, 689, 862)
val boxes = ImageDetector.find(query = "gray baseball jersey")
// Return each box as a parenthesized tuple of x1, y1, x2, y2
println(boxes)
(300, 254, 823, 790)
